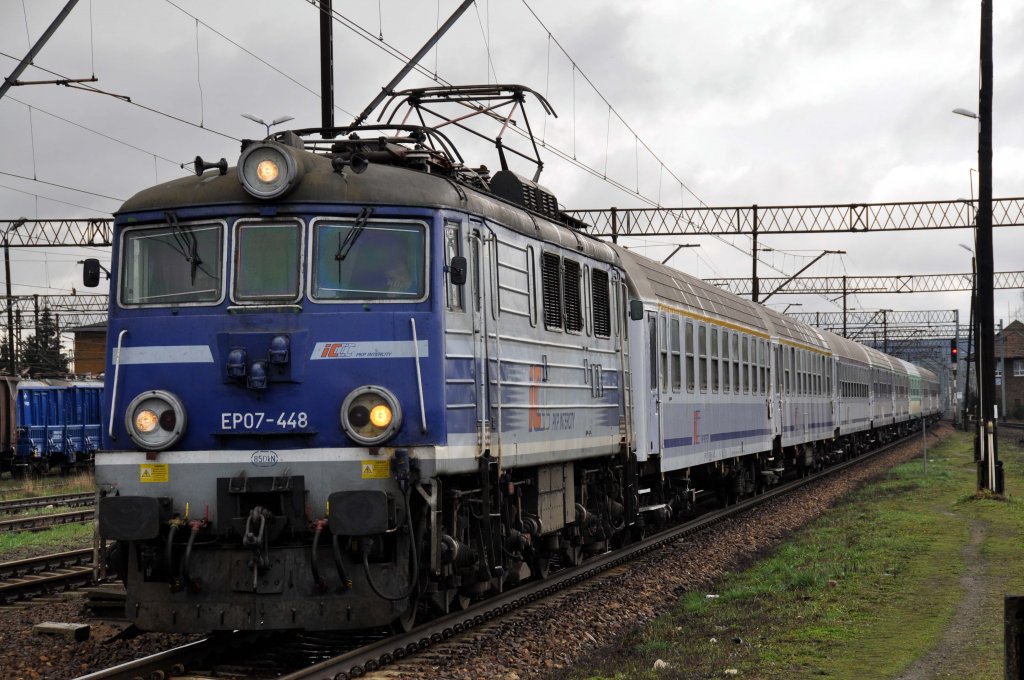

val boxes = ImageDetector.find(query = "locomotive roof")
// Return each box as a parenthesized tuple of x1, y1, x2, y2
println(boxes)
(118, 145, 621, 268)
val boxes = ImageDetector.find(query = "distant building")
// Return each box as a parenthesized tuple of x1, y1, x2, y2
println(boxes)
(70, 323, 106, 377)
(995, 320, 1024, 421)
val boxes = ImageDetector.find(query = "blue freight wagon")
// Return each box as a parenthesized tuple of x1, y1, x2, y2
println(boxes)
(8, 379, 104, 475)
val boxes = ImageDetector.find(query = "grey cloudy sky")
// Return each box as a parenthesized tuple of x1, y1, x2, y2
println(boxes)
(1, 0, 1022, 342)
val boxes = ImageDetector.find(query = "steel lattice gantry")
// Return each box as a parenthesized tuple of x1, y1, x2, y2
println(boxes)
(0, 219, 112, 246)
(564, 197, 1024, 237)
(5, 294, 108, 332)
(705, 271, 1024, 296)
(5, 196, 1024, 246)
(790, 309, 959, 341)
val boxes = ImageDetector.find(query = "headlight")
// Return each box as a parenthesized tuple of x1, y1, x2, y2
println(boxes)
(340, 386, 402, 446)
(237, 142, 303, 199)
(125, 390, 187, 451)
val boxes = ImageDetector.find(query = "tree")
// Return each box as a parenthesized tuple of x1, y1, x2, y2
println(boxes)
(20, 308, 69, 376)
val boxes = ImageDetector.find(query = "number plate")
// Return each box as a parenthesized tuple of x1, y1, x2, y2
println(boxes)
(220, 412, 310, 432)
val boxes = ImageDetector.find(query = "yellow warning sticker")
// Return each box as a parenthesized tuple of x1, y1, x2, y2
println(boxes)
(140, 463, 169, 483)
(361, 459, 390, 479)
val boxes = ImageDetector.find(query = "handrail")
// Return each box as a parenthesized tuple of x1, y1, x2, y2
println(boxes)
(107, 330, 127, 439)
(410, 318, 427, 433)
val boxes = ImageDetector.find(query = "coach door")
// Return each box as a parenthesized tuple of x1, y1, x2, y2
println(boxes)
(770, 338, 783, 441)
(645, 312, 662, 457)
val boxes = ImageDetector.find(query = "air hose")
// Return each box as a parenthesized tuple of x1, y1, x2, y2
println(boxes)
(362, 489, 419, 601)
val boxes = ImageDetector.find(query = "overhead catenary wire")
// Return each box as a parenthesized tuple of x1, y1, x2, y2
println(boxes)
(7, 96, 185, 169)
(194, 19, 205, 128)
(0, 50, 239, 142)
(162, 0, 358, 120)
(0, 170, 124, 203)
(0, 181, 112, 215)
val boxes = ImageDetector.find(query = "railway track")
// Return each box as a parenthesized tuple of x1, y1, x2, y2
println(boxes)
(0, 491, 95, 515)
(73, 430, 923, 680)
(0, 508, 95, 532)
(0, 547, 97, 605)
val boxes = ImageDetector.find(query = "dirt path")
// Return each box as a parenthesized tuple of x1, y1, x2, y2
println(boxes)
(895, 516, 988, 680)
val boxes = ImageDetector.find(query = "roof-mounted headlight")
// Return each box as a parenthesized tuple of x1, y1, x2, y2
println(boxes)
(125, 390, 187, 451)
(340, 386, 402, 446)
(237, 142, 304, 199)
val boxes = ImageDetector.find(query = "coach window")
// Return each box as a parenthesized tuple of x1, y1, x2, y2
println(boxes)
(541, 252, 562, 330)
(121, 222, 224, 305)
(699, 325, 708, 392)
(759, 341, 767, 395)
(732, 334, 740, 394)
(798, 352, 806, 395)
(818, 355, 823, 395)
(659, 315, 669, 391)
(721, 331, 730, 393)
(800, 351, 807, 396)
(671, 318, 681, 393)
(236, 220, 302, 302)
(742, 337, 750, 395)
(711, 328, 720, 393)
(685, 321, 695, 392)
(786, 347, 793, 395)
(592, 269, 611, 338)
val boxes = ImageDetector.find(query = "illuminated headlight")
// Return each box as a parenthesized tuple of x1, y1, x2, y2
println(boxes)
(124, 390, 187, 451)
(237, 142, 303, 199)
(340, 386, 402, 446)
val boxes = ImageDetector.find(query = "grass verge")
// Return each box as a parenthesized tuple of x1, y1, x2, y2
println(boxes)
(566, 428, 1024, 679)
(0, 470, 95, 499)
(0, 522, 94, 559)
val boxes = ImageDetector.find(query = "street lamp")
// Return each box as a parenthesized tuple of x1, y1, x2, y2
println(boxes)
(240, 113, 295, 138)
(3, 218, 26, 376)
(952, 0, 996, 492)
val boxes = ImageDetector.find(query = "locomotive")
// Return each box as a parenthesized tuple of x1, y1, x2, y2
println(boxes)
(89, 85, 941, 633)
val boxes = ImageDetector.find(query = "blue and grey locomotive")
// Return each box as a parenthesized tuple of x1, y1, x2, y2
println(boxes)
(90, 85, 941, 633)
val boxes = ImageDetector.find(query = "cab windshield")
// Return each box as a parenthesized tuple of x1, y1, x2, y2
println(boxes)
(120, 223, 223, 305)
(312, 220, 426, 300)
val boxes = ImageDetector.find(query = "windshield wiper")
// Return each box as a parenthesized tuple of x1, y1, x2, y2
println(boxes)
(335, 207, 373, 280)
(166, 211, 205, 285)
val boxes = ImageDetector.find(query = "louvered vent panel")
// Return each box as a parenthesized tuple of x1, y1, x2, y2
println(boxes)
(563, 259, 582, 332)
(542, 252, 563, 329)
(592, 269, 611, 337)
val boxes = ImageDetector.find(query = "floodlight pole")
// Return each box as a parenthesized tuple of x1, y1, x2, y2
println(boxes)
(976, 0, 999, 492)
(319, 0, 334, 134)
(3, 219, 25, 375)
